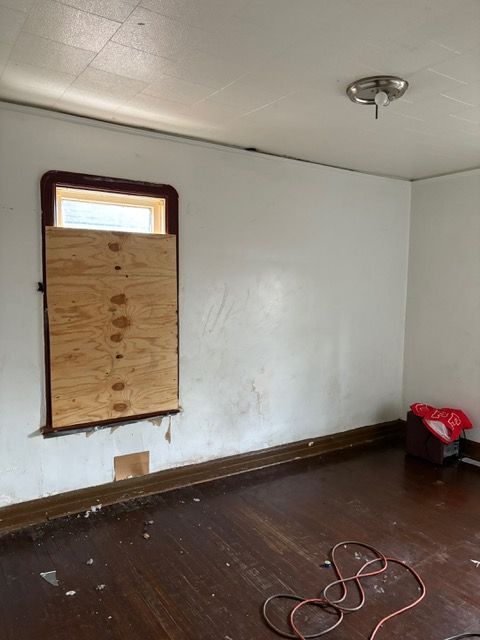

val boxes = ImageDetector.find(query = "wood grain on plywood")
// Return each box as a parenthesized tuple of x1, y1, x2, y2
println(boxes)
(45, 227, 176, 277)
(45, 227, 178, 429)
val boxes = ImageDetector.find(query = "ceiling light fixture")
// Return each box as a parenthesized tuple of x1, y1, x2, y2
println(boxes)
(346, 75, 408, 119)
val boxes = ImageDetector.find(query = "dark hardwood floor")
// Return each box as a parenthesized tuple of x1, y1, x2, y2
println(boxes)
(0, 443, 479, 639)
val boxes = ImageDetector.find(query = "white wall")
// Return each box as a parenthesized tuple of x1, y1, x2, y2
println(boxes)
(404, 170, 480, 443)
(0, 103, 410, 506)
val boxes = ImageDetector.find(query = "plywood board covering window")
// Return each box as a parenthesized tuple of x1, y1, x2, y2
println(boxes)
(41, 172, 179, 434)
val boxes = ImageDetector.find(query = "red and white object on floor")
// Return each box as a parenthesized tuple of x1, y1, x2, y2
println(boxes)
(410, 403, 473, 444)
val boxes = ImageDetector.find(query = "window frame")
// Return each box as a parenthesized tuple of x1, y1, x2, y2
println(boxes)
(40, 170, 179, 437)
(55, 187, 166, 234)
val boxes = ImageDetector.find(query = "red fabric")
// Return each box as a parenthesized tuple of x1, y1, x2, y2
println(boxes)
(410, 403, 473, 444)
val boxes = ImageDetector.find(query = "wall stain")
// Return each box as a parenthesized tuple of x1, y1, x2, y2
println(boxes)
(202, 304, 214, 336)
(203, 285, 230, 335)
(148, 416, 164, 427)
(223, 300, 235, 325)
(251, 381, 263, 416)
(165, 416, 172, 444)
(210, 285, 228, 333)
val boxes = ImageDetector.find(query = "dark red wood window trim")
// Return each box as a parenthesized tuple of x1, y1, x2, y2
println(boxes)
(40, 170, 179, 437)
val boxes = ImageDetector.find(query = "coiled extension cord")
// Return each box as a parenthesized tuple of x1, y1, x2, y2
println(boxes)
(261, 541, 480, 640)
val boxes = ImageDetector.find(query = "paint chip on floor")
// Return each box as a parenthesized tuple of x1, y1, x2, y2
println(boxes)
(40, 571, 58, 587)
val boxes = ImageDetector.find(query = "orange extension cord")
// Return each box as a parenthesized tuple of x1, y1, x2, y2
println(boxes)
(261, 541, 480, 640)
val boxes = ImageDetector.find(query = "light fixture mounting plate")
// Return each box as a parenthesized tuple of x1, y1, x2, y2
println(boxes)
(346, 76, 408, 105)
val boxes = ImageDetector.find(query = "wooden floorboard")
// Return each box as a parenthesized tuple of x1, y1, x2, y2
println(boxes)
(0, 443, 479, 639)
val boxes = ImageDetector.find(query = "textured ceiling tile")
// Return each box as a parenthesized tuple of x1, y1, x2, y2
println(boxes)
(139, 0, 239, 30)
(165, 49, 248, 89)
(56, 75, 150, 114)
(56, 0, 138, 22)
(0, 0, 36, 11)
(441, 84, 480, 108)
(357, 40, 457, 78)
(350, 0, 460, 53)
(223, 63, 310, 99)
(0, 61, 75, 103)
(0, 6, 26, 45)
(439, 93, 478, 112)
(143, 75, 213, 105)
(390, 95, 466, 122)
(206, 78, 289, 113)
(11, 32, 95, 76)
(240, 89, 347, 127)
(437, 10, 480, 54)
(192, 36, 266, 71)
(54, 97, 117, 120)
(112, 6, 205, 59)
(23, 0, 121, 52)
(113, 110, 195, 135)
(429, 52, 480, 85)
(194, 16, 291, 64)
(275, 36, 381, 88)
(185, 99, 245, 127)
(111, 111, 187, 133)
(403, 5, 480, 54)
(114, 93, 197, 132)
(58, 86, 125, 110)
(447, 114, 480, 137)
(68, 66, 147, 100)
(405, 68, 467, 102)
(0, 42, 11, 74)
(56, 65, 148, 112)
(90, 41, 172, 83)
(236, 0, 352, 41)
(449, 105, 480, 124)
(116, 92, 189, 118)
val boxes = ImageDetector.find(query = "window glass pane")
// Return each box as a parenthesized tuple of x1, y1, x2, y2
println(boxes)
(61, 199, 154, 233)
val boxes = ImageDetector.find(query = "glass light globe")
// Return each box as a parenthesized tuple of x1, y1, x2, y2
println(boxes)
(374, 91, 390, 107)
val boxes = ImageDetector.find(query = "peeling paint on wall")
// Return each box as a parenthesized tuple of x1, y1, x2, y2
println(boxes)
(148, 417, 164, 427)
(165, 416, 172, 444)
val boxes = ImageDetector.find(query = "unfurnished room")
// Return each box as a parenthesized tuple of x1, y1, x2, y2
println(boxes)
(0, 1, 479, 639)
